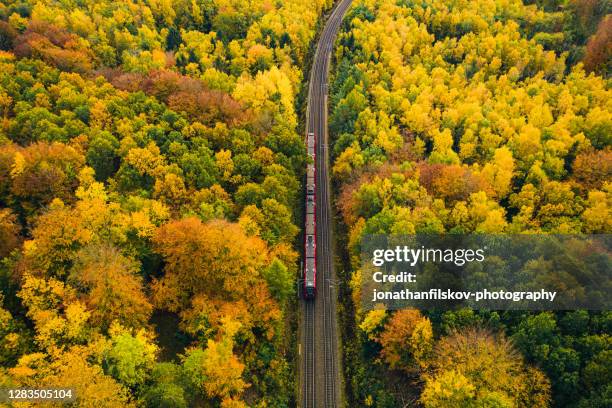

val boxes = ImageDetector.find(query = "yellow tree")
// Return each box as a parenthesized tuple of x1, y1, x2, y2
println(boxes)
(376, 309, 433, 371)
(9, 347, 133, 407)
(69, 245, 153, 331)
(182, 319, 248, 403)
(423, 328, 551, 408)
(151, 218, 269, 311)
(17, 274, 91, 350)
(479, 146, 515, 199)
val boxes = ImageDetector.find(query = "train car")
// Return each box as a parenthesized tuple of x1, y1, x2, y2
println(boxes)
(306, 164, 315, 196)
(307, 132, 316, 159)
(304, 132, 317, 299)
(304, 195, 316, 299)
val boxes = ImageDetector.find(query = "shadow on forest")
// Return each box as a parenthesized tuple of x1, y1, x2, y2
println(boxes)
(151, 311, 192, 362)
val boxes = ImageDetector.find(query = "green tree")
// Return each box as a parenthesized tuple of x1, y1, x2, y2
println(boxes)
(103, 326, 158, 388)
(262, 258, 293, 303)
(86, 132, 119, 182)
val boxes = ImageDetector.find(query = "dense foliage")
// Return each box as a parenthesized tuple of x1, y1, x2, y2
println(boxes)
(0, 0, 335, 406)
(330, 0, 611, 406)
(0, 0, 609, 406)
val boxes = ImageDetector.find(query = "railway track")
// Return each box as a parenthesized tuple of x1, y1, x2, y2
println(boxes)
(301, 0, 352, 407)
(303, 301, 315, 408)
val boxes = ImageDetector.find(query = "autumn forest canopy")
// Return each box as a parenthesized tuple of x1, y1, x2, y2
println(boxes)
(0, 0, 335, 406)
(0, 0, 610, 407)
(331, 0, 610, 407)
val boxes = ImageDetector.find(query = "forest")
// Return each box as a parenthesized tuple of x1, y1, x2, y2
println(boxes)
(0, 0, 610, 407)
(0, 0, 334, 406)
(329, 0, 610, 407)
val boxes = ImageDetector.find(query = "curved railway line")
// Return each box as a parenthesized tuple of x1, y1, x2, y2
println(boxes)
(301, 0, 353, 407)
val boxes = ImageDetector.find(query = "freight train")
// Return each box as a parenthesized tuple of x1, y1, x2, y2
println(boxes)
(304, 132, 317, 299)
